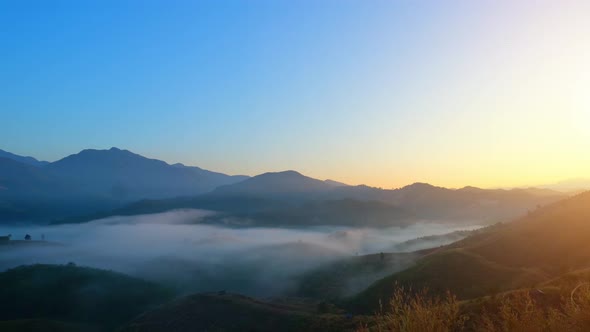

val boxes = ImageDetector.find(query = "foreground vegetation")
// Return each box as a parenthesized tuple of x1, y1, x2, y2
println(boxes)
(357, 283, 590, 332)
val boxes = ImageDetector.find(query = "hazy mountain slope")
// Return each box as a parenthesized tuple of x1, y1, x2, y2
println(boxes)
(388, 229, 474, 252)
(221, 199, 414, 227)
(0, 157, 61, 197)
(295, 252, 420, 301)
(55, 196, 414, 227)
(0, 157, 122, 222)
(0, 149, 49, 167)
(350, 192, 590, 312)
(51, 195, 291, 224)
(324, 179, 349, 187)
(171, 162, 249, 183)
(539, 178, 590, 193)
(386, 183, 565, 222)
(45, 147, 248, 200)
(55, 173, 565, 227)
(331, 183, 565, 218)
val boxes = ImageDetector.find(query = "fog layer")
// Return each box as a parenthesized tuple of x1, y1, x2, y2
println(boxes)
(0, 210, 479, 297)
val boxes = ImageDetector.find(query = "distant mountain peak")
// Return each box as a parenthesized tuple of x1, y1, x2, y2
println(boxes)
(212, 170, 333, 195)
(458, 186, 484, 192)
(43, 148, 249, 200)
(264, 170, 303, 176)
(403, 182, 437, 190)
(67, 147, 142, 162)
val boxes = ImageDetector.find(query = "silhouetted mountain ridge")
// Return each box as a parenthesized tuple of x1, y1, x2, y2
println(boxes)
(0, 148, 249, 222)
(212, 170, 333, 197)
(0, 147, 569, 225)
(56, 172, 566, 227)
(0, 149, 49, 167)
(43, 147, 248, 200)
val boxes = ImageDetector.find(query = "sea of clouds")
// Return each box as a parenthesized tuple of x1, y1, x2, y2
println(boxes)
(0, 210, 479, 297)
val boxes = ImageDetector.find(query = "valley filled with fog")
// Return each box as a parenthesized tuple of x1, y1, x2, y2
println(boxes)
(0, 209, 479, 297)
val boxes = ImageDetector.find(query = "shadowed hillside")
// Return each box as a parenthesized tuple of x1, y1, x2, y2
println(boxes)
(0, 264, 174, 331)
(121, 292, 363, 332)
(0, 319, 99, 332)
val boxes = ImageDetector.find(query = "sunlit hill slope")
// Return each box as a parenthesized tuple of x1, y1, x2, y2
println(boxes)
(350, 191, 590, 312)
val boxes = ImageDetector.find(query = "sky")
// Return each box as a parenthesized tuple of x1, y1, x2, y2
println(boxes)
(1, 0, 589, 189)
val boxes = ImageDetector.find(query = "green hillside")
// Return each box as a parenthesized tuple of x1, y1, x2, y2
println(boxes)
(0, 264, 175, 331)
(0, 319, 99, 332)
(296, 252, 419, 301)
(121, 292, 365, 332)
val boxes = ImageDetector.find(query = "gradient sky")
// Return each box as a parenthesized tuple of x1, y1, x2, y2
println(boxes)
(1, 1, 589, 188)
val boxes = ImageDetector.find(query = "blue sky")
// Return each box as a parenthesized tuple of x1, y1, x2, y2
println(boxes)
(1, 1, 589, 187)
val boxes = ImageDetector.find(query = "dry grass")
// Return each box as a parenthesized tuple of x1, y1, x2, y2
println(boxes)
(358, 284, 590, 332)
(476, 284, 590, 332)
(357, 285, 466, 332)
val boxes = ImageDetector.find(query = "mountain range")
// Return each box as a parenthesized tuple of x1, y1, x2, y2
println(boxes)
(0, 148, 248, 221)
(538, 178, 590, 193)
(0, 147, 568, 225)
(97, 170, 563, 227)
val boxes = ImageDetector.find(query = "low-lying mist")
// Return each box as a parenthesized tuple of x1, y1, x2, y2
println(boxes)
(0, 210, 479, 298)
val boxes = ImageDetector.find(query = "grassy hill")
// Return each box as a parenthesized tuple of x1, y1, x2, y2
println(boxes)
(388, 230, 473, 252)
(349, 192, 590, 313)
(120, 292, 365, 332)
(0, 319, 99, 332)
(295, 252, 420, 301)
(0, 264, 175, 331)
